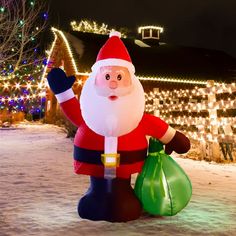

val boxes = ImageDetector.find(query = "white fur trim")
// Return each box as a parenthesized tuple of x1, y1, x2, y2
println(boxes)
(55, 88, 75, 103)
(104, 136, 118, 179)
(105, 136, 118, 154)
(159, 126, 176, 144)
(109, 31, 121, 38)
(91, 58, 135, 75)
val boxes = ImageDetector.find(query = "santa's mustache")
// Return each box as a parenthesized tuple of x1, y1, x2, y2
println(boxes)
(94, 84, 134, 97)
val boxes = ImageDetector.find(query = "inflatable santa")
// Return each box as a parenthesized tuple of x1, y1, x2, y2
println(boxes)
(47, 31, 190, 222)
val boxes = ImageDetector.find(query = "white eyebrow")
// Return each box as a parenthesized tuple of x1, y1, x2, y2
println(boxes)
(101, 68, 112, 73)
(116, 70, 125, 75)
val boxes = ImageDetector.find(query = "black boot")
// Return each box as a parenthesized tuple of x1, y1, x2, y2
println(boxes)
(110, 178, 142, 222)
(78, 176, 112, 221)
(78, 177, 142, 222)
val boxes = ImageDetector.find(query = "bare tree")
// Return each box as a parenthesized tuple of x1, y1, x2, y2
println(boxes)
(0, 0, 47, 76)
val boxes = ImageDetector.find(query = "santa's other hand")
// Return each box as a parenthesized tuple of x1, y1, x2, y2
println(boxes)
(164, 131, 191, 155)
(47, 68, 76, 94)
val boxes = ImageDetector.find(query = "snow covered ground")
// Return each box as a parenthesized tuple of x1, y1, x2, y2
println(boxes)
(0, 123, 236, 236)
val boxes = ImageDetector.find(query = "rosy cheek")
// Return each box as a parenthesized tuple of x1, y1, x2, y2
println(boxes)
(122, 77, 132, 87)
(95, 76, 107, 86)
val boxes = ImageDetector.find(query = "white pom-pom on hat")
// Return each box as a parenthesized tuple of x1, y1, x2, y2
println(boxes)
(109, 31, 121, 38)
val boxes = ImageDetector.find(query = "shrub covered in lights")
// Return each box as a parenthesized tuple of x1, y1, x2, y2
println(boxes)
(0, 0, 48, 121)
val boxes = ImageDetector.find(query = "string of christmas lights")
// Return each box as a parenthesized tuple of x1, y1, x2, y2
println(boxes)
(145, 100, 236, 113)
(0, 81, 45, 90)
(71, 20, 110, 35)
(145, 81, 236, 143)
(70, 20, 127, 38)
(158, 115, 236, 127)
(0, 92, 45, 102)
(0, 67, 43, 81)
(42, 27, 85, 87)
(145, 83, 236, 100)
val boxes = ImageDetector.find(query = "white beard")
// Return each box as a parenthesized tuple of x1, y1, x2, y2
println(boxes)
(80, 75, 145, 137)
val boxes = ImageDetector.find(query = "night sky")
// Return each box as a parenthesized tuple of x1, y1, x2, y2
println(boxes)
(48, 0, 236, 58)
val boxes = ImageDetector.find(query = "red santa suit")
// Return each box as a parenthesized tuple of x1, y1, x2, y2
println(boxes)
(59, 96, 175, 179)
(47, 31, 190, 223)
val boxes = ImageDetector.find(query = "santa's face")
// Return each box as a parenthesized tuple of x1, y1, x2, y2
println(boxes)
(95, 66, 132, 100)
(80, 66, 145, 137)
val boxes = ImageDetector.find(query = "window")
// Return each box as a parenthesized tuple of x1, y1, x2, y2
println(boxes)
(143, 29, 150, 38)
(152, 29, 158, 38)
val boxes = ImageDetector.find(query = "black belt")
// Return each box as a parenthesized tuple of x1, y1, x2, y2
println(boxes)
(74, 146, 147, 165)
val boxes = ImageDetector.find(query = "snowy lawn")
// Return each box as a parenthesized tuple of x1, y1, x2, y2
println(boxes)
(0, 123, 235, 236)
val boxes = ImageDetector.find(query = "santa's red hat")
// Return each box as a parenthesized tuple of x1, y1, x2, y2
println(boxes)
(91, 31, 135, 75)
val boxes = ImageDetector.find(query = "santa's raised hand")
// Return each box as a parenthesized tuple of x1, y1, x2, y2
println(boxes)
(47, 68, 75, 96)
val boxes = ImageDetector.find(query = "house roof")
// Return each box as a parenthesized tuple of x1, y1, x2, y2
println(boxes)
(62, 30, 236, 82)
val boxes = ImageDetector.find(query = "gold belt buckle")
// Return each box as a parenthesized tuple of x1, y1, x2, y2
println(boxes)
(101, 153, 120, 168)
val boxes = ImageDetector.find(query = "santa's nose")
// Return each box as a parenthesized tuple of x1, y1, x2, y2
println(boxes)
(109, 80, 118, 89)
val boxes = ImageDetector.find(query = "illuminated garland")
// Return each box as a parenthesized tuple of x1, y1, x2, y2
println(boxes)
(52, 27, 78, 74)
(184, 131, 235, 143)
(0, 92, 46, 102)
(138, 76, 208, 85)
(71, 20, 127, 38)
(145, 100, 236, 113)
(158, 115, 236, 127)
(0, 66, 46, 113)
(0, 67, 43, 81)
(42, 27, 84, 87)
(138, 26, 164, 34)
(71, 20, 109, 35)
(0, 81, 45, 90)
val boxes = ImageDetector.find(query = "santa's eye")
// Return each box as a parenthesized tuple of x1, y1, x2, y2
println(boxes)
(117, 74, 122, 80)
(105, 74, 110, 80)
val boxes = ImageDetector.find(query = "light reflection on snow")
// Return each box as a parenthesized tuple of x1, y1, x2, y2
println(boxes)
(16, 197, 235, 235)
(144, 196, 235, 234)
(18, 202, 79, 227)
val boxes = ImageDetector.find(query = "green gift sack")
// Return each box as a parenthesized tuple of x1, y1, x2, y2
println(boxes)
(134, 137, 192, 216)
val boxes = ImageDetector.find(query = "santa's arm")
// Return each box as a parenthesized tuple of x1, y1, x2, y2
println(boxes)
(47, 68, 82, 127)
(143, 113, 190, 154)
